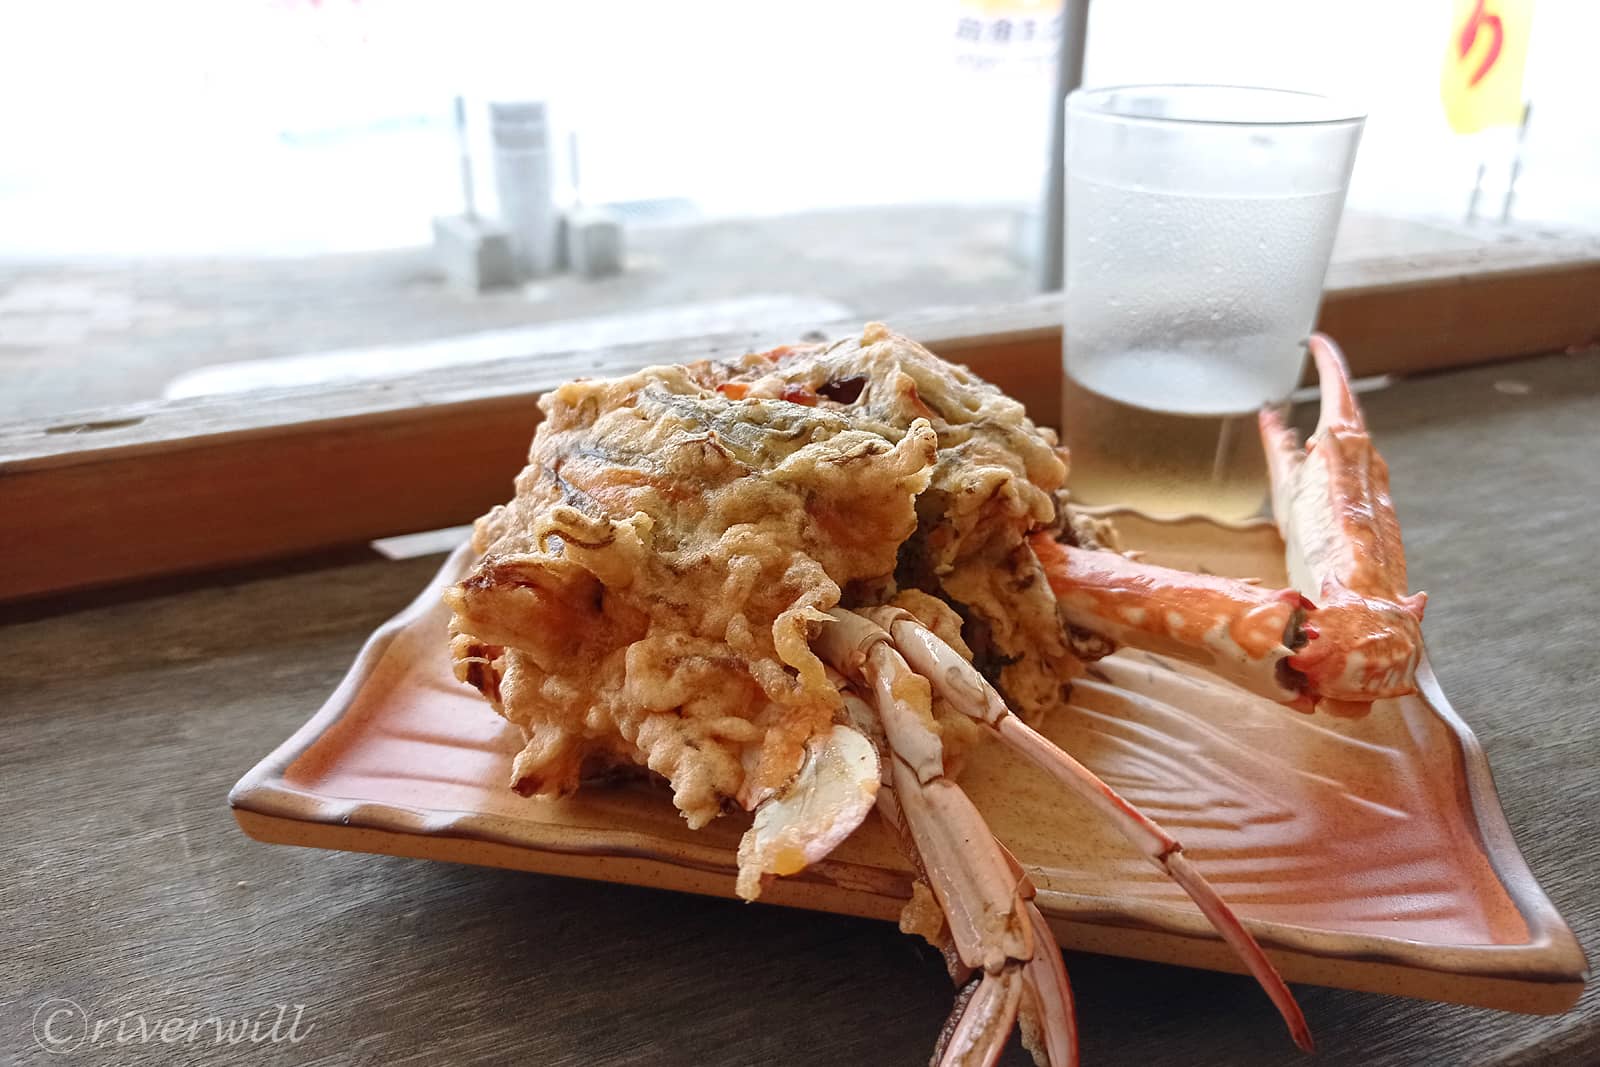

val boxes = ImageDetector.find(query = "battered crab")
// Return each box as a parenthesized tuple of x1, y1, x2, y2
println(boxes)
(445, 324, 1424, 1065)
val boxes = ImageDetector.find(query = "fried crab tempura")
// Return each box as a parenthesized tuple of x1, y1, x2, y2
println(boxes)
(446, 324, 1425, 1065)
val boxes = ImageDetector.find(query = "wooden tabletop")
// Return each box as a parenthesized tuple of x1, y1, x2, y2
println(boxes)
(3, 350, 1595, 1066)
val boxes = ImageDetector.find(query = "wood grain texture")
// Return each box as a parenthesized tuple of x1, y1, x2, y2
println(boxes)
(3, 240, 1598, 601)
(2, 348, 1594, 1066)
(1320, 238, 1600, 378)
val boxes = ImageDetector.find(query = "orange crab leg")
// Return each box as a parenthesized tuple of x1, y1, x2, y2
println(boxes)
(1000, 841, 1080, 1067)
(878, 609, 1313, 1054)
(1030, 335, 1426, 715)
(1259, 334, 1427, 713)
(935, 968, 1027, 1067)
(819, 611, 1076, 1065)
(817, 610, 1032, 969)
(1027, 535, 1315, 709)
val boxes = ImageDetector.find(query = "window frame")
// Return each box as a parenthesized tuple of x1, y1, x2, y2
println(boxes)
(2, 235, 1596, 601)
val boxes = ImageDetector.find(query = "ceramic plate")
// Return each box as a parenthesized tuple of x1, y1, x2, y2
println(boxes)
(230, 511, 1585, 1013)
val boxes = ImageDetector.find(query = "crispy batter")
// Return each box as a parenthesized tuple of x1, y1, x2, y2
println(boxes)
(446, 323, 1083, 826)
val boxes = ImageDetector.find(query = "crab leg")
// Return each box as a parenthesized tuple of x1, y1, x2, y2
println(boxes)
(817, 610, 1032, 972)
(869, 732, 1076, 1067)
(1026, 535, 1313, 708)
(818, 611, 1077, 1066)
(875, 732, 1070, 1067)
(936, 969, 1028, 1067)
(850, 724, 1029, 1067)
(874, 608, 1313, 1054)
(1259, 333, 1427, 713)
(1000, 840, 1080, 1067)
(1029, 335, 1426, 715)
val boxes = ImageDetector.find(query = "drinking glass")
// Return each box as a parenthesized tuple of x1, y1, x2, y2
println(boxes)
(1060, 84, 1364, 519)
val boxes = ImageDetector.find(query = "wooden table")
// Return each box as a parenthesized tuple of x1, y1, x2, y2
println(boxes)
(3, 350, 1594, 1066)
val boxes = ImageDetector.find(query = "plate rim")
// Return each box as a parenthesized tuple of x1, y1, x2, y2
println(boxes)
(229, 514, 1589, 1001)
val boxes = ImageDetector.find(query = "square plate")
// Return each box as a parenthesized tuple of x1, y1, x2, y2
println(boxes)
(230, 510, 1585, 1013)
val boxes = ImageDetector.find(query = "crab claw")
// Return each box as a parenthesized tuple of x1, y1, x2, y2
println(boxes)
(1027, 536, 1314, 708)
(1031, 333, 1425, 718)
(1261, 334, 1426, 713)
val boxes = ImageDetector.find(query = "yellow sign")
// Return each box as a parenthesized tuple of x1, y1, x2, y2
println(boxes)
(1442, 0, 1534, 133)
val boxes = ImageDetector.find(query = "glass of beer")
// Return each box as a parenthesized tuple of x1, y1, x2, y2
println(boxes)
(1060, 84, 1364, 520)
